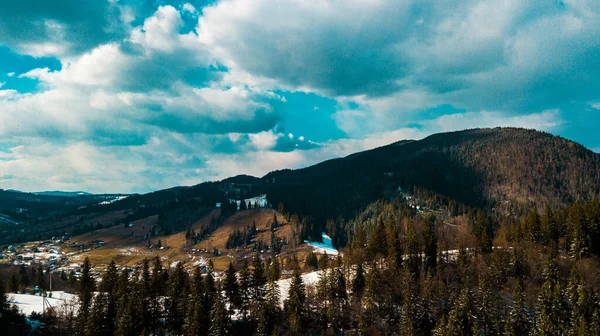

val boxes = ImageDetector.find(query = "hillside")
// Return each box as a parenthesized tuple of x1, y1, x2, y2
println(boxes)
(1, 128, 599, 248)
(264, 128, 600, 232)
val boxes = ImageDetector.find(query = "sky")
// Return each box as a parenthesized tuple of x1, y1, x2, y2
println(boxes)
(0, 0, 599, 193)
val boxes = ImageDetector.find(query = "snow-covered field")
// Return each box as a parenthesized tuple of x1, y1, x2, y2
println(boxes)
(8, 291, 78, 316)
(304, 233, 339, 255)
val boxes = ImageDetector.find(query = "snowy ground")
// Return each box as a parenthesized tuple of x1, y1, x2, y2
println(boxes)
(276, 270, 320, 305)
(8, 291, 78, 316)
(304, 233, 339, 255)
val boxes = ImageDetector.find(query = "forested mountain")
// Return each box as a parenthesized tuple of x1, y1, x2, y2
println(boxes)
(1, 128, 599, 246)
(2, 128, 600, 335)
(265, 128, 600, 235)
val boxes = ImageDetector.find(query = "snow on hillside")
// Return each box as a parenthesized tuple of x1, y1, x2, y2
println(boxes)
(276, 270, 320, 306)
(8, 291, 78, 316)
(99, 195, 129, 205)
(304, 232, 339, 255)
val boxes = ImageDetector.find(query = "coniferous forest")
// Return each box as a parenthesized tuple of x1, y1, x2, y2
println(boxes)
(2, 197, 600, 335)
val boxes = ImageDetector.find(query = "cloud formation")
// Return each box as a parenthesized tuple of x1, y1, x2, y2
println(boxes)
(0, 0, 598, 193)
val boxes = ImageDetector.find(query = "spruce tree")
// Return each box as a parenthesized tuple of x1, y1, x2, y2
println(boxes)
(446, 287, 475, 336)
(251, 253, 267, 303)
(77, 257, 96, 335)
(285, 269, 306, 335)
(352, 262, 366, 300)
(238, 260, 251, 320)
(537, 251, 564, 336)
(150, 256, 166, 334)
(477, 273, 500, 335)
(406, 220, 421, 277)
(167, 262, 189, 334)
(387, 223, 402, 270)
(506, 279, 531, 336)
(101, 260, 120, 335)
(423, 217, 438, 274)
(223, 261, 240, 315)
(209, 288, 230, 336)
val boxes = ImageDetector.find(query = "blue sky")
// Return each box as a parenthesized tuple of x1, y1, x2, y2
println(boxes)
(0, 0, 599, 193)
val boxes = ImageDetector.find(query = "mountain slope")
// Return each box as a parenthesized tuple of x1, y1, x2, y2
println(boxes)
(264, 128, 600, 226)
(2, 127, 599, 246)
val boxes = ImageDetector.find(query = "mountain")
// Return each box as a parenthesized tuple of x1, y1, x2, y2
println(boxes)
(32, 191, 94, 197)
(1, 127, 599, 245)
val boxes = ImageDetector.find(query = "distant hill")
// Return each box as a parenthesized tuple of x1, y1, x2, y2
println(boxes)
(33, 191, 94, 197)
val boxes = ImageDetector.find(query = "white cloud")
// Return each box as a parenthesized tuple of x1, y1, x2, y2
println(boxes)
(6, 72, 15, 77)
(182, 3, 197, 14)
(591, 102, 600, 110)
(298, 136, 305, 141)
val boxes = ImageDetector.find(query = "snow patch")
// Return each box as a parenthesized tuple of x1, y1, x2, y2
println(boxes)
(304, 232, 339, 255)
(9, 291, 78, 316)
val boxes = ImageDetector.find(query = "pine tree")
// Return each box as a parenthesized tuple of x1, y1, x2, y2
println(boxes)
(368, 216, 388, 258)
(537, 250, 564, 336)
(0, 277, 30, 335)
(223, 261, 240, 315)
(433, 315, 447, 336)
(203, 260, 217, 326)
(138, 259, 151, 332)
(8, 272, 19, 293)
(101, 260, 120, 335)
(36, 264, 46, 291)
(506, 279, 531, 336)
(387, 223, 402, 270)
(446, 287, 475, 336)
(477, 273, 500, 336)
(150, 257, 166, 335)
(331, 268, 349, 332)
(77, 257, 96, 335)
(258, 278, 282, 336)
(351, 262, 366, 300)
(406, 220, 421, 277)
(566, 265, 589, 336)
(209, 289, 230, 336)
(285, 269, 306, 335)
(252, 253, 267, 302)
(166, 262, 189, 334)
(87, 291, 109, 336)
(185, 266, 205, 336)
(423, 217, 438, 274)
(269, 257, 281, 281)
(238, 260, 251, 320)
(400, 280, 416, 336)
(184, 299, 202, 336)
